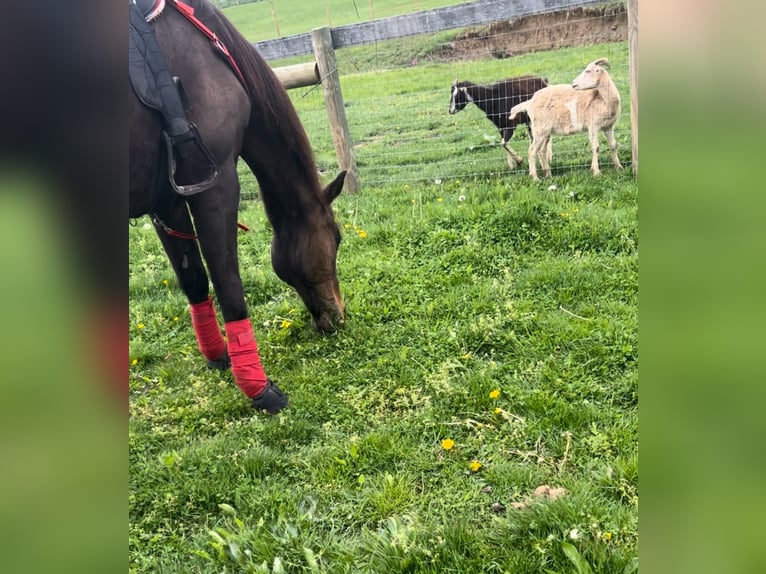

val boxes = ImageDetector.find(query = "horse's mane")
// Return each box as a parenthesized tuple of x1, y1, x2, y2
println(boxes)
(185, 0, 321, 192)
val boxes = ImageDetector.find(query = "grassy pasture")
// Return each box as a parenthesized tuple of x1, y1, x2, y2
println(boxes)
(129, 8, 637, 573)
(282, 41, 631, 193)
(224, 0, 462, 42)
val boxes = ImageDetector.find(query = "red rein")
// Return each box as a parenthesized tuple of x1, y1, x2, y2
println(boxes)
(169, 0, 246, 87)
(153, 215, 250, 241)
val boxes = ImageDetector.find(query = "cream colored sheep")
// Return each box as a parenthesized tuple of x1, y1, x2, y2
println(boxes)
(509, 58, 623, 181)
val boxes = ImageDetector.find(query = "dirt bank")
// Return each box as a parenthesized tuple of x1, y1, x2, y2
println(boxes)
(431, 3, 627, 61)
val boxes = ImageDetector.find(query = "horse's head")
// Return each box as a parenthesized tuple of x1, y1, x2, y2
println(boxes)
(270, 171, 347, 332)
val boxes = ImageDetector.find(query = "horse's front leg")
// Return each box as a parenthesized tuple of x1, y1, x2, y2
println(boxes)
(152, 195, 230, 370)
(188, 169, 287, 414)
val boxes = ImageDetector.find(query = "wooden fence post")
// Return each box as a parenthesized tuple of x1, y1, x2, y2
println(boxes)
(310, 26, 360, 193)
(628, 0, 638, 177)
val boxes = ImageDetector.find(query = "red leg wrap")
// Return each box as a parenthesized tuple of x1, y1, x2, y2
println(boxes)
(190, 296, 226, 361)
(224, 318, 268, 398)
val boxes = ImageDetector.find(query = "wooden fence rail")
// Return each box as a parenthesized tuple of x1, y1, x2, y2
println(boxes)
(256, 0, 605, 61)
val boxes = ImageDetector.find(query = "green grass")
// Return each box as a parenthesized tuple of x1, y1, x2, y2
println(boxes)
(224, 0, 464, 42)
(271, 40, 632, 197)
(130, 12, 637, 574)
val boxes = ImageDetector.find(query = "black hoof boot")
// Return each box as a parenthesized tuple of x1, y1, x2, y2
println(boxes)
(206, 349, 231, 371)
(251, 380, 288, 414)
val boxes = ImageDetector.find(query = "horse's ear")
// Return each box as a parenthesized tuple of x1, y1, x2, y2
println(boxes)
(324, 171, 347, 203)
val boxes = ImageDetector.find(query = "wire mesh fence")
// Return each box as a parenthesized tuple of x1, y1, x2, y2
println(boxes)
(241, 1, 631, 199)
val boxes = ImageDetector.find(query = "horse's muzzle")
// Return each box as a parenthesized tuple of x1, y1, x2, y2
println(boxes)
(312, 291, 345, 333)
(312, 308, 345, 333)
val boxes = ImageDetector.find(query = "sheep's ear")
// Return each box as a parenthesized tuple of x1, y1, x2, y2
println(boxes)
(592, 58, 610, 70)
(452, 78, 459, 87)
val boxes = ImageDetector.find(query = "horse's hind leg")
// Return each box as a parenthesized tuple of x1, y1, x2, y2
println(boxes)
(188, 167, 287, 414)
(151, 195, 229, 370)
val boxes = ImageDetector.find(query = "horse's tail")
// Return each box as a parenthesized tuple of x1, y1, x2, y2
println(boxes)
(189, 0, 317, 178)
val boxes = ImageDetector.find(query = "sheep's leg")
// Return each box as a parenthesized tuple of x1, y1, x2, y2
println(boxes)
(502, 140, 523, 170)
(538, 136, 552, 179)
(545, 138, 553, 165)
(527, 136, 546, 181)
(604, 127, 623, 170)
(588, 128, 601, 176)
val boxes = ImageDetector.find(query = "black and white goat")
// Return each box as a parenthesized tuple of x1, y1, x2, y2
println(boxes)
(449, 75, 548, 169)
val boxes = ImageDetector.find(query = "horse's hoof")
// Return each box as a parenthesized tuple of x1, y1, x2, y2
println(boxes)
(206, 349, 231, 371)
(251, 379, 288, 414)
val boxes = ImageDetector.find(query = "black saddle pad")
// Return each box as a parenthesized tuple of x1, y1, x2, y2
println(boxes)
(129, 4, 164, 111)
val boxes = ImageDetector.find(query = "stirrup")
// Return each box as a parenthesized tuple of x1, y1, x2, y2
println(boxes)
(164, 123, 219, 196)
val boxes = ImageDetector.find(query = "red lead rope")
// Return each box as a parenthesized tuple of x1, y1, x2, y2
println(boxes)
(152, 215, 250, 240)
(169, 0, 247, 89)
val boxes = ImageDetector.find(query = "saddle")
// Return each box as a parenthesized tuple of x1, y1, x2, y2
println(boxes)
(129, 0, 218, 195)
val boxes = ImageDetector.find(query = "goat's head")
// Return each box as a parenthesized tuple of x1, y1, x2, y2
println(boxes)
(571, 59, 611, 91)
(449, 80, 472, 114)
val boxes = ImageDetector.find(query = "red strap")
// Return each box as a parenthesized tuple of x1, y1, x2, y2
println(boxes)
(169, 0, 247, 88)
(153, 214, 250, 241)
(167, 228, 198, 240)
(152, 214, 198, 239)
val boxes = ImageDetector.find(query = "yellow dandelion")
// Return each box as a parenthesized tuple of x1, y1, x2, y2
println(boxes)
(162, 279, 169, 286)
(437, 197, 443, 202)
(358, 230, 367, 239)
(469, 460, 482, 472)
(280, 319, 292, 329)
(137, 323, 145, 330)
(131, 358, 138, 366)
(404, 184, 410, 190)
(494, 407, 502, 414)
(604, 532, 612, 541)
(489, 389, 500, 399)
(441, 438, 455, 451)
(344, 223, 351, 229)
(173, 316, 179, 321)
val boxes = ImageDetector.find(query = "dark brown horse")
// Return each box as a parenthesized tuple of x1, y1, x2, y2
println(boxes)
(130, 0, 346, 413)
